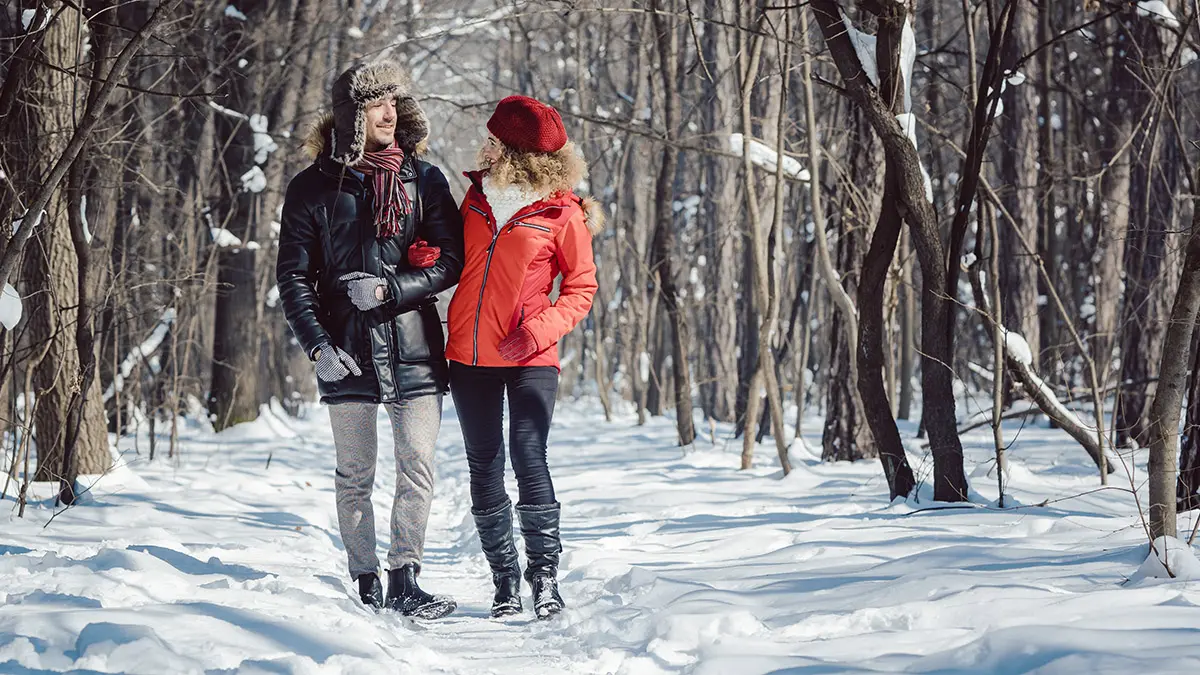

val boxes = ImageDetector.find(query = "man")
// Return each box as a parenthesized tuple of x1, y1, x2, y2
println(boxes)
(276, 61, 463, 619)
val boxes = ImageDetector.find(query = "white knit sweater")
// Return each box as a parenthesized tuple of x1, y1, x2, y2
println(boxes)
(481, 177, 541, 226)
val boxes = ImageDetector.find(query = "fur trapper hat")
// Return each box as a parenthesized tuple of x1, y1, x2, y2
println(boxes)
(330, 61, 428, 165)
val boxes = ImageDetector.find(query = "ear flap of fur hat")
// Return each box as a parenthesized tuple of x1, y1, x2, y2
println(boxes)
(393, 95, 429, 154)
(329, 61, 428, 165)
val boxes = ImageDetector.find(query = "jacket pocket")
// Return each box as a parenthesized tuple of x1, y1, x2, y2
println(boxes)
(391, 305, 443, 363)
(510, 293, 552, 333)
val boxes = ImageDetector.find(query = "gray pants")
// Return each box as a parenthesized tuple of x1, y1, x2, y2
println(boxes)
(329, 395, 442, 578)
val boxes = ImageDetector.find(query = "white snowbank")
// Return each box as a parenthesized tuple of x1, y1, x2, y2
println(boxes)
(7, 401, 1200, 673)
(729, 134, 811, 181)
(1130, 536, 1200, 582)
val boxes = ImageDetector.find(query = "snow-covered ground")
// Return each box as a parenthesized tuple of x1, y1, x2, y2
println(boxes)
(5, 399, 1200, 674)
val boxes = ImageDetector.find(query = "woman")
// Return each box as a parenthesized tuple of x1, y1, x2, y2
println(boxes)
(445, 95, 602, 620)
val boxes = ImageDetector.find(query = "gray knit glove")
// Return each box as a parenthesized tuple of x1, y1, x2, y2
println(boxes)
(339, 271, 386, 311)
(313, 343, 362, 382)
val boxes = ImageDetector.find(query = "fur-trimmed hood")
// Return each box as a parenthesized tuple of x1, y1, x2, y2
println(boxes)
(578, 196, 606, 236)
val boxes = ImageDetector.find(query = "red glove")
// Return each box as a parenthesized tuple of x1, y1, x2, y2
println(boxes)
(498, 326, 539, 362)
(408, 239, 441, 268)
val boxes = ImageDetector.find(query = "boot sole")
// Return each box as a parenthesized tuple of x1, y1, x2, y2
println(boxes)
(396, 598, 457, 620)
(534, 602, 564, 620)
(491, 601, 522, 618)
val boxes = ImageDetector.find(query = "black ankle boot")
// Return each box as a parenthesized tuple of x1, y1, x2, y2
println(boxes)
(357, 572, 384, 611)
(385, 564, 456, 619)
(473, 500, 523, 618)
(517, 502, 565, 620)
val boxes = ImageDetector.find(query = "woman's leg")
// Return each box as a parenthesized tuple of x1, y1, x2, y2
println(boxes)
(328, 401, 381, 579)
(384, 394, 441, 572)
(449, 362, 510, 512)
(451, 362, 523, 616)
(507, 366, 566, 618)
(506, 366, 559, 507)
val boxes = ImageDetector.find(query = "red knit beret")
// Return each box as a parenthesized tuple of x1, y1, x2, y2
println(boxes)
(487, 95, 568, 153)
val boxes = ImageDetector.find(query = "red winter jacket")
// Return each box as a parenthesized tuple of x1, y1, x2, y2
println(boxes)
(446, 171, 601, 369)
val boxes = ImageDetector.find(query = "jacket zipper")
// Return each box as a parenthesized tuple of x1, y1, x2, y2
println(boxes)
(471, 205, 555, 365)
(472, 212, 501, 366)
(509, 222, 552, 233)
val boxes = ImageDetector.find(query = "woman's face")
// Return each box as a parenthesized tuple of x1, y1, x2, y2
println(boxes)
(479, 134, 504, 168)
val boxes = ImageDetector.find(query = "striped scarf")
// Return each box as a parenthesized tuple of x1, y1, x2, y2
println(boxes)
(355, 143, 414, 239)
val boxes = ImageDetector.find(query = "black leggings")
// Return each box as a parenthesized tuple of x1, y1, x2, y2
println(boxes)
(449, 362, 559, 512)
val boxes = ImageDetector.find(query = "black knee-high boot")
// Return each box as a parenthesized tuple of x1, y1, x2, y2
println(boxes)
(516, 502, 565, 620)
(473, 500, 523, 617)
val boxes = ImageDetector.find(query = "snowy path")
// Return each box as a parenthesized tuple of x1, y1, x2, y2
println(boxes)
(6, 400, 1200, 674)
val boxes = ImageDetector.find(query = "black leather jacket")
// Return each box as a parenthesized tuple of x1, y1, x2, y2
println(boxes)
(276, 154, 464, 403)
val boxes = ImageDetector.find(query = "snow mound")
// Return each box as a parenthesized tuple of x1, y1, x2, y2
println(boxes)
(1129, 536, 1200, 583)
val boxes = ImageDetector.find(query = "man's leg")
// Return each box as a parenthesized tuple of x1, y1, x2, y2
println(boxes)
(329, 402, 381, 579)
(449, 362, 510, 513)
(384, 394, 441, 571)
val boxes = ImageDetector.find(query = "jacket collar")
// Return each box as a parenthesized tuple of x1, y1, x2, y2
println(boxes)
(463, 170, 580, 227)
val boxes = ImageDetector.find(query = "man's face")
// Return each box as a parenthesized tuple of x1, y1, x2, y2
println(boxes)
(364, 98, 397, 151)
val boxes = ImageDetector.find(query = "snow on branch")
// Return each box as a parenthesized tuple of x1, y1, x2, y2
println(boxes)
(102, 308, 176, 401)
(1000, 327, 1094, 432)
(211, 228, 243, 248)
(412, 6, 515, 40)
(841, 12, 879, 86)
(0, 283, 22, 330)
(249, 114, 277, 165)
(1137, 1, 1181, 30)
(209, 101, 248, 120)
(728, 134, 811, 181)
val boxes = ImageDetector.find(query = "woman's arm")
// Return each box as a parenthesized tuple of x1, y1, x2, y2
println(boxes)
(520, 210, 598, 350)
(382, 164, 465, 311)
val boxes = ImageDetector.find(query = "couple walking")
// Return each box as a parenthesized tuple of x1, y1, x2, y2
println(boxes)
(276, 62, 601, 620)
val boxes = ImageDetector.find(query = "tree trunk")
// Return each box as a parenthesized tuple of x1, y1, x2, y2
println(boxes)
(897, 229, 915, 420)
(14, 5, 111, 483)
(208, 8, 266, 430)
(811, 0, 965, 499)
(1114, 13, 1178, 448)
(999, 0, 1041, 367)
(1177, 329, 1200, 511)
(1147, 183, 1200, 541)
(649, 0, 695, 446)
(697, 0, 741, 423)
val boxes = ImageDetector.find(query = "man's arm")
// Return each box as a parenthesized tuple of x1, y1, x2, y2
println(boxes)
(277, 174, 332, 358)
(382, 164, 465, 311)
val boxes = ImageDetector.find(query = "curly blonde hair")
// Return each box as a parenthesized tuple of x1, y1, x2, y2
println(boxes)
(479, 141, 588, 197)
